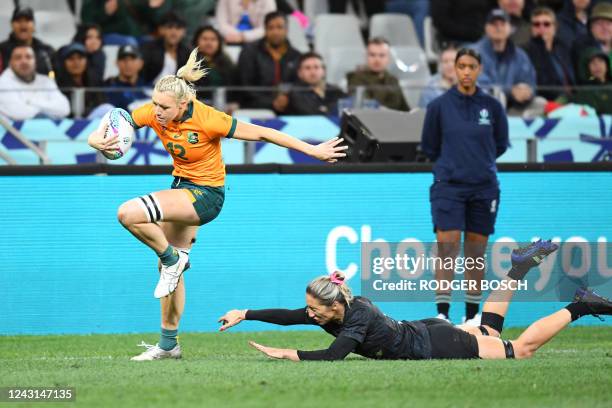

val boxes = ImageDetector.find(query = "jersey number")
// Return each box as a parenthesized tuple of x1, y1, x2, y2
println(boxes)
(166, 142, 187, 160)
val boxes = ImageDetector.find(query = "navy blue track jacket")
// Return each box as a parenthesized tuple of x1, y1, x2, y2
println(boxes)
(421, 86, 509, 185)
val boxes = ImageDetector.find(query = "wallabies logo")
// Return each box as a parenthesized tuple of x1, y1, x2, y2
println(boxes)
(187, 132, 199, 144)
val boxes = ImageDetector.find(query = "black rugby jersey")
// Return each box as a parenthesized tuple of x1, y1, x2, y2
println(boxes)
(245, 296, 432, 361)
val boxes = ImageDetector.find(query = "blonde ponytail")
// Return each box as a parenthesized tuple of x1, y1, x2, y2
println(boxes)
(154, 48, 208, 102)
(177, 48, 208, 82)
(306, 271, 354, 306)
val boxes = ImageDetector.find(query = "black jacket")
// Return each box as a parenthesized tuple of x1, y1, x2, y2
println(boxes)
(557, 0, 591, 49)
(140, 38, 191, 84)
(237, 39, 301, 110)
(287, 81, 347, 116)
(55, 66, 107, 117)
(192, 51, 236, 102)
(0, 33, 55, 75)
(525, 36, 575, 100)
(431, 0, 497, 45)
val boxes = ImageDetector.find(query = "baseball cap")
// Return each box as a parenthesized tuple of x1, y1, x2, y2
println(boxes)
(117, 44, 141, 59)
(12, 7, 34, 22)
(486, 9, 510, 24)
(590, 2, 612, 22)
(62, 42, 87, 59)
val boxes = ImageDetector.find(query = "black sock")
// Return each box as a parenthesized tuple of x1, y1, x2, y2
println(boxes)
(437, 302, 450, 318)
(481, 312, 505, 333)
(565, 302, 591, 321)
(465, 302, 479, 320)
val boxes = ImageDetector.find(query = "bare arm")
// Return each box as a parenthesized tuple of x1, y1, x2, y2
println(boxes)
(233, 121, 347, 163)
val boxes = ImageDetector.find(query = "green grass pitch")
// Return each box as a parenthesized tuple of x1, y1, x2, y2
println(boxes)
(2, 327, 611, 407)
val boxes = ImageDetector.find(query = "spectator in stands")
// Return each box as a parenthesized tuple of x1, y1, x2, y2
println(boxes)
(0, 45, 70, 120)
(346, 37, 410, 111)
(535, 0, 567, 13)
(72, 24, 106, 82)
(498, 0, 532, 47)
(329, 0, 385, 19)
(0, 7, 55, 77)
(81, 0, 143, 44)
(141, 11, 191, 85)
(385, 0, 430, 47)
(557, 0, 592, 48)
(191, 25, 236, 102)
(570, 47, 612, 114)
(286, 52, 346, 116)
(81, 0, 182, 45)
(165, 0, 218, 41)
(55, 42, 109, 118)
(525, 7, 575, 100)
(104, 45, 148, 110)
(473, 9, 538, 114)
(237, 11, 301, 113)
(275, 0, 310, 29)
(431, 0, 497, 47)
(216, 0, 277, 44)
(419, 46, 458, 107)
(573, 2, 612, 83)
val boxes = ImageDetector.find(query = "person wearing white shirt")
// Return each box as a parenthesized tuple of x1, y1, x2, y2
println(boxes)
(0, 45, 70, 121)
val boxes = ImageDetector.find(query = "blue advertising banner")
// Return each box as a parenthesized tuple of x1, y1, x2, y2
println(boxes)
(1, 171, 610, 334)
(2, 115, 611, 165)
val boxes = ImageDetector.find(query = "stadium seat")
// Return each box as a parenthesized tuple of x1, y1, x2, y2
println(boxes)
(314, 14, 364, 67)
(287, 15, 309, 53)
(0, 12, 11, 43)
(369, 13, 420, 48)
(388, 46, 431, 108)
(34, 11, 76, 50)
(20, 0, 72, 13)
(326, 46, 366, 88)
(423, 16, 440, 63)
(233, 109, 276, 119)
(303, 0, 329, 23)
(102, 45, 119, 80)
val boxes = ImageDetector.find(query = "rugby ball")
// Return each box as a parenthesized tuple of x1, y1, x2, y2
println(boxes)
(101, 108, 135, 160)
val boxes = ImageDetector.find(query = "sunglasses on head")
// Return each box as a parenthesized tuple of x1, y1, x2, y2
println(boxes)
(532, 21, 552, 27)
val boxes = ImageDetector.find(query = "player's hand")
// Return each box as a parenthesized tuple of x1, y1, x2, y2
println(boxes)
(309, 137, 348, 163)
(88, 125, 119, 154)
(248, 341, 289, 360)
(218, 309, 247, 331)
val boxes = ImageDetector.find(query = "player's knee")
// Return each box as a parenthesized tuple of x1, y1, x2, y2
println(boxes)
(117, 203, 133, 227)
(512, 340, 534, 359)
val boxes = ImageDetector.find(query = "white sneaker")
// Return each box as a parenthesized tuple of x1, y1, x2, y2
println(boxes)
(462, 313, 482, 327)
(130, 341, 182, 361)
(435, 313, 451, 323)
(154, 250, 189, 298)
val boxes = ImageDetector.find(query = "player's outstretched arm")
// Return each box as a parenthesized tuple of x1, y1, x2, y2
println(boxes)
(249, 341, 300, 361)
(218, 309, 247, 331)
(219, 308, 312, 331)
(232, 121, 348, 163)
(249, 336, 358, 362)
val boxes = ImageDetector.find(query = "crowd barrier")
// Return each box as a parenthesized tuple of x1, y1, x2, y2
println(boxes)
(1, 164, 611, 334)
(1, 114, 611, 165)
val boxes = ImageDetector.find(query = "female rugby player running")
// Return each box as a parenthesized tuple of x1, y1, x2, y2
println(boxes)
(88, 48, 347, 361)
(219, 240, 611, 361)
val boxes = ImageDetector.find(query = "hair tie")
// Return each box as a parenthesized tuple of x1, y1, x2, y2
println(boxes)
(330, 272, 344, 286)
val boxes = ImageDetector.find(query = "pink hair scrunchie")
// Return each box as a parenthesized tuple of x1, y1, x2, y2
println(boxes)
(330, 272, 344, 285)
